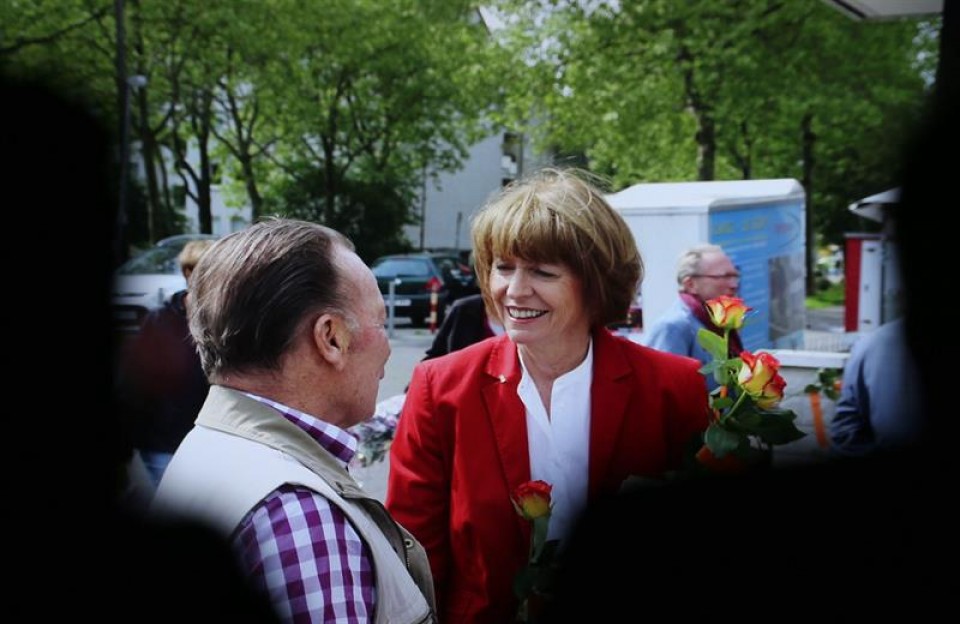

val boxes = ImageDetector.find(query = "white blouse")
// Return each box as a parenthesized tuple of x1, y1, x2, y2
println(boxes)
(517, 339, 593, 544)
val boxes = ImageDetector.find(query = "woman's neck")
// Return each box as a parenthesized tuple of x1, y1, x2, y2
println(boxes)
(518, 332, 591, 418)
(518, 332, 591, 384)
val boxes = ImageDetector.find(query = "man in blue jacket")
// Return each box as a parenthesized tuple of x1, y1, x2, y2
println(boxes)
(641, 244, 742, 390)
(829, 318, 926, 456)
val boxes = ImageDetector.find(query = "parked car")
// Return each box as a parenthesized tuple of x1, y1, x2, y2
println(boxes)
(112, 234, 219, 332)
(155, 233, 219, 248)
(607, 288, 643, 335)
(370, 252, 478, 327)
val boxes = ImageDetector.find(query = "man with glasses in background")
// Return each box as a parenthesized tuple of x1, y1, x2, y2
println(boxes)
(641, 244, 742, 391)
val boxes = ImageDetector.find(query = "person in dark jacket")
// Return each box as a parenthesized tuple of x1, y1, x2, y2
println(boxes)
(422, 293, 504, 361)
(116, 239, 214, 487)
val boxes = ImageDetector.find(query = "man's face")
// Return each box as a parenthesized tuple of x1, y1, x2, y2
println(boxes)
(335, 247, 390, 427)
(686, 252, 740, 301)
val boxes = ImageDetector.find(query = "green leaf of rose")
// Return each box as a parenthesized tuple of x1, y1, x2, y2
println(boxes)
(699, 360, 722, 376)
(697, 328, 728, 360)
(742, 411, 806, 444)
(513, 566, 535, 600)
(710, 396, 734, 410)
(704, 422, 741, 458)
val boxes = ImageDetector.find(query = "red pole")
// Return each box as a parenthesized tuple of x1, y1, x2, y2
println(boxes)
(429, 283, 439, 333)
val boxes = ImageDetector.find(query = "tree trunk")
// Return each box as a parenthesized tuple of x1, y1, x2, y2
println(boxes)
(240, 156, 262, 221)
(736, 120, 753, 179)
(130, 0, 166, 242)
(114, 0, 131, 263)
(678, 44, 716, 181)
(194, 90, 215, 234)
(695, 115, 716, 181)
(217, 72, 264, 221)
(196, 128, 213, 234)
(801, 112, 817, 296)
(171, 88, 215, 235)
(158, 146, 175, 223)
(136, 91, 164, 242)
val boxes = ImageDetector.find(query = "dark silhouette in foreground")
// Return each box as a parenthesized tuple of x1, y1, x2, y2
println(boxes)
(5, 75, 279, 622)
(545, 15, 955, 619)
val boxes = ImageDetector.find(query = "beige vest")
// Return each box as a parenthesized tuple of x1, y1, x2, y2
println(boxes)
(152, 386, 436, 624)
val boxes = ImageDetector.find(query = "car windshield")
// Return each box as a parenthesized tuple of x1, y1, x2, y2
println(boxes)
(372, 258, 430, 278)
(115, 246, 182, 275)
(156, 233, 218, 247)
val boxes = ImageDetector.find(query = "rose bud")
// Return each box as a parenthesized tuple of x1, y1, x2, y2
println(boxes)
(512, 480, 553, 520)
(705, 296, 752, 330)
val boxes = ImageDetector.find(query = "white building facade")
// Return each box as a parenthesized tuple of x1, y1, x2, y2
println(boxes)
(175, 130, 544, 252)
(405, 131, 546, 255)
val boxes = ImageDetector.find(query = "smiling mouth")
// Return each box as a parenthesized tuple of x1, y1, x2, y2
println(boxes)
(507, 307, 547, 320)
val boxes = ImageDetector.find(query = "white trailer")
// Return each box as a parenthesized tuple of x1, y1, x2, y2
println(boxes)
(607, 178, 806, 351)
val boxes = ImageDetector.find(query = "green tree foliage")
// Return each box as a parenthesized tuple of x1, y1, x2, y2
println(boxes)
(263, 162, 415, 262)
(4, 0, 936, 262)
(491, 0, 935, 249)
(2, 0, 503, 258)
(247, 0, 503, 259)
(0, 1, 115, 105)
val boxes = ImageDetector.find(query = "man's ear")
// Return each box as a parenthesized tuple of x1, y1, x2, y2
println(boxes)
(680, 276, 696, 295)
(313, 314, 350, 371)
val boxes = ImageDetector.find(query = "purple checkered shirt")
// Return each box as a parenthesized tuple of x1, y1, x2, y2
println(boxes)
(233, 394, 375, 624)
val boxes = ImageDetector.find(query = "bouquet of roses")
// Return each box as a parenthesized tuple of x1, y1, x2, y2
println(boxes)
(694, 296, 806, 473)
(511, 480, 560, 623)
(348, 393, 406, 468)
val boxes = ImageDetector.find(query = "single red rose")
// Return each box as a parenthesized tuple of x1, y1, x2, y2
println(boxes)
(513, 480, 552, 520)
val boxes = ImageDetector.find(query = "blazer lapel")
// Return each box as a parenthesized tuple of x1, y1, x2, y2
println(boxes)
(588, 329, 635, 498)
(481, 336, 532, 537)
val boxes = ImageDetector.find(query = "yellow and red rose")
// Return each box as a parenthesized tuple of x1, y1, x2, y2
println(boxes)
(705, 295, 752, 330)
(688, 298, 806, 475)
(737, 350, 787, 409)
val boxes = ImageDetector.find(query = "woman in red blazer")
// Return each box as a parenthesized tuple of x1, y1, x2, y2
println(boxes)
(386, 168, 710, 623)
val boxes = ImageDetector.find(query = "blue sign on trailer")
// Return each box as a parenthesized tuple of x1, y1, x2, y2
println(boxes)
(709, 200, 806, 350)
(608, 178, 806, 351)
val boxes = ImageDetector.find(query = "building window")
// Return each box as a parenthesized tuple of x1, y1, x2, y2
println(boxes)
(501, 132, 522, 178)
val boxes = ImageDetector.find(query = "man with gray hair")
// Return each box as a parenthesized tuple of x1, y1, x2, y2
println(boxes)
(151, 218, 436, 624)
(641, 244, 743, 391)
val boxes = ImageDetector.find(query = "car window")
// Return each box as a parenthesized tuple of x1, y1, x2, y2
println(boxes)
(372, 258, 430, 278)
(435, 258, 457, 272)
(156, 233, 218, 247)
(115, 246, 183, 275)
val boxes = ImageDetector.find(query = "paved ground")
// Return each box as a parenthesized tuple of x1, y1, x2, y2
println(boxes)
(377, 320, 435, 402)
(803, 305, 860, 351)
(805, 304, 844, 331)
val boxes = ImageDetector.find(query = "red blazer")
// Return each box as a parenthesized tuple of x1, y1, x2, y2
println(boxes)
(386, 328, 709, 623)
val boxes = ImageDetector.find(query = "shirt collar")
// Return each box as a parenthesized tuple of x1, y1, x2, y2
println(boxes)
(242, 392, 358, 466)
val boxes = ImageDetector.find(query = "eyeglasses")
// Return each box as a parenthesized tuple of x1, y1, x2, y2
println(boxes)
(692, 273, 740, 280)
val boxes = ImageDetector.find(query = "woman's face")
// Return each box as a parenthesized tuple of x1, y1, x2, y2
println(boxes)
(489, 255, 591, 348)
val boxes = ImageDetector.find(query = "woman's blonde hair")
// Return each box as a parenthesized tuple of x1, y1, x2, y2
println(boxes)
(178, 239, 215, 277)
(471, 167, 643, 327)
